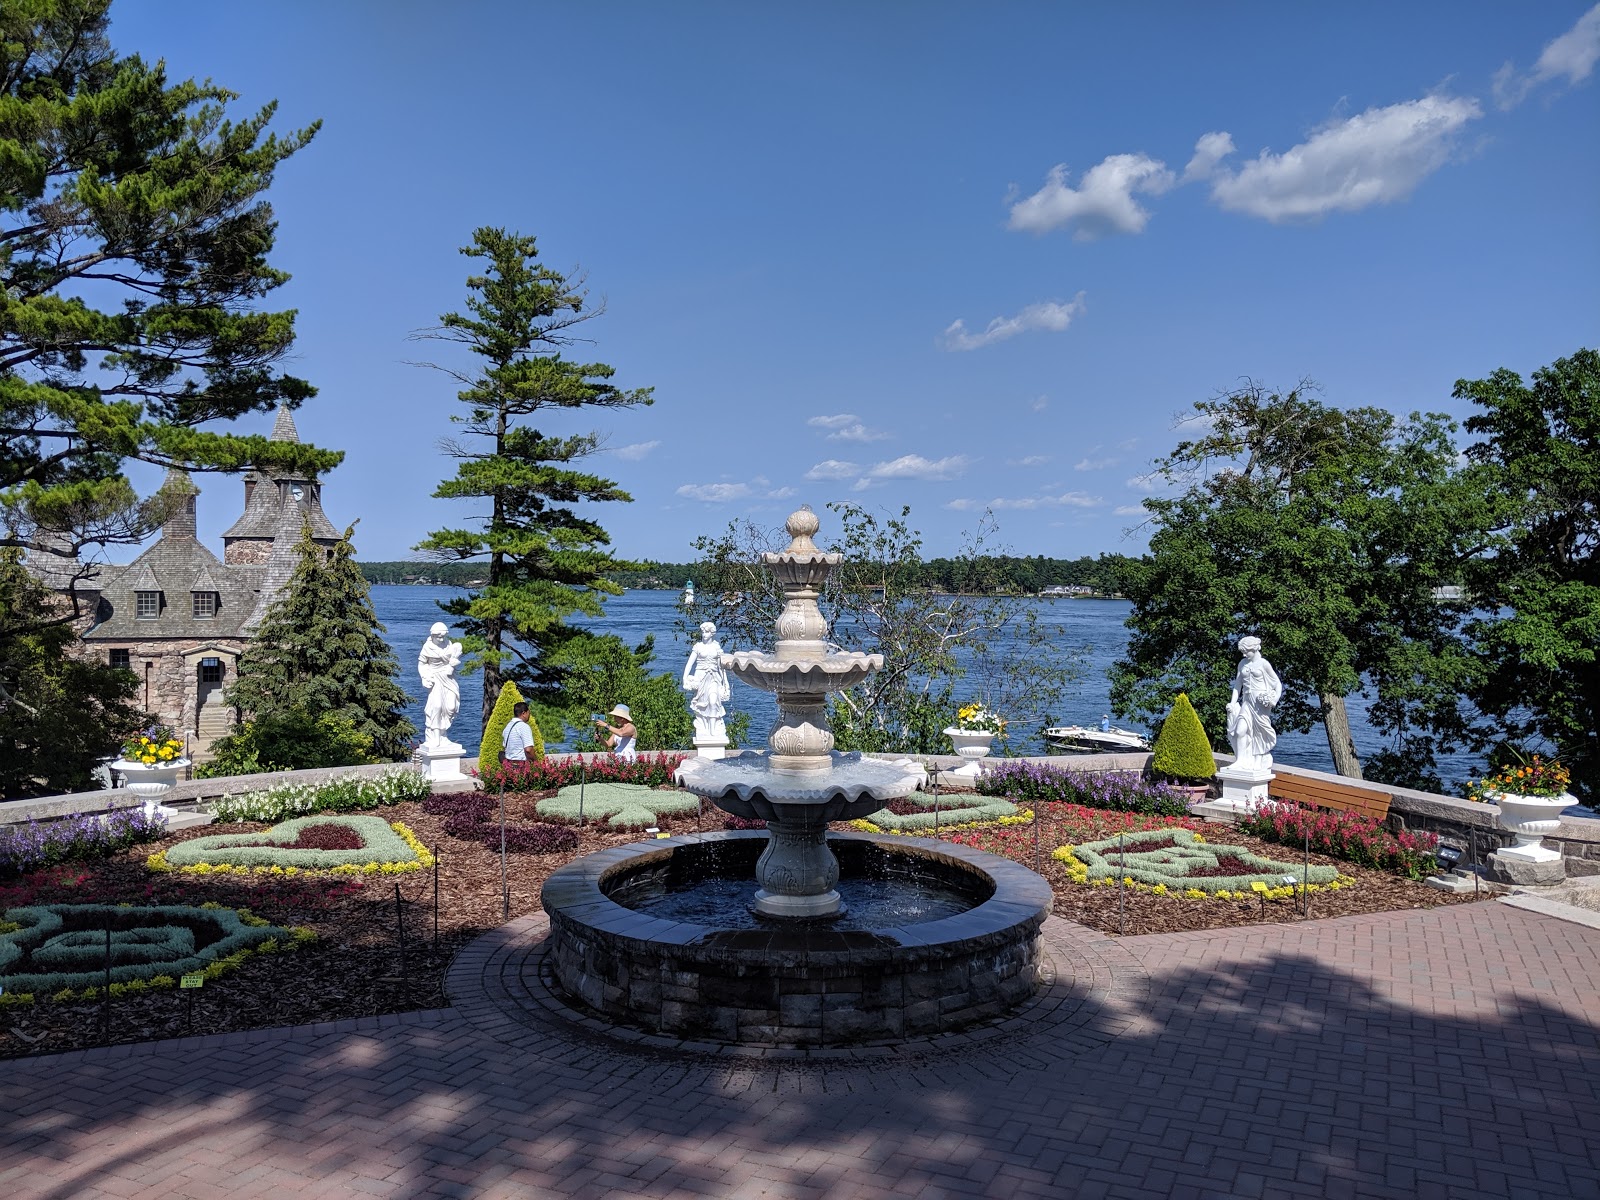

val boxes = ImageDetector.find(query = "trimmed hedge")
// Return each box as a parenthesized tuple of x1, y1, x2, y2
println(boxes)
(535, 781, 702, 829)
(480, 681, 543, 776)
(1150, 693, 1216, 783)
(210, 768, 429, 824)
(0, 903, 294, 994)
(1060, 827, 1340, 893)
(154, 816, 432, 874)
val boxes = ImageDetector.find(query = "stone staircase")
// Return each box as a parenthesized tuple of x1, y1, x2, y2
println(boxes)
(191, 695, 237, 766)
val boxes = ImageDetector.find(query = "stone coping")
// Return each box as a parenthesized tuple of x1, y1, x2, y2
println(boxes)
(541, 828, 1053, 962)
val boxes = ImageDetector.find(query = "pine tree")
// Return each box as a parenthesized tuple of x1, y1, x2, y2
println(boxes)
(227, 523, 415, 760)
(413, 227, 654, 720)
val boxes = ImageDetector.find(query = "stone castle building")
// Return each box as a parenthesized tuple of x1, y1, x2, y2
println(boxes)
(63, 407, 342, 764)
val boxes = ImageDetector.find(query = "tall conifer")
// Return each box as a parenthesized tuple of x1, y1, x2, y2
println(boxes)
(413, 227, 653, 719)
(227, 524, 414, 760)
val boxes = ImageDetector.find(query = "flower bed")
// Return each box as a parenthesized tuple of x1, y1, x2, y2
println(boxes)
(210, 768, 430, 824)
(0, 902, 304, 1001)
(1237, 801, 1438, 879)
(852, 791, 1020, 833)
(421, 795, 579, 854)
(478, 752, 687, 794)
(535, 781, 702, 829)
(1054, 827, 1343, 895)
(978, 761, 1190, 817)
(149, 816, 434, 876)
(0, 808, 168, 880)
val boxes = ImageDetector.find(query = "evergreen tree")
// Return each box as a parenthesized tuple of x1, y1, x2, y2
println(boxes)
(0, 2, 336, 600)
(0, 553, 144, 797)
(226, 523, 414, 761)
(413, 227, 653, 720)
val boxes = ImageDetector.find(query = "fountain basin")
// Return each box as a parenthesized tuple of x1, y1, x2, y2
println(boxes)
(541, 831, 1051, 1046)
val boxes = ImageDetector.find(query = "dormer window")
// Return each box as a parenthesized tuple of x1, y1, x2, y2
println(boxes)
(135, 590, 161, 619)
(192, 591, 218, 619)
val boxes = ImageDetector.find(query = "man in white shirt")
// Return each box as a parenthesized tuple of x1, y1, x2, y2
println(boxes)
(501, 701, 535, 763)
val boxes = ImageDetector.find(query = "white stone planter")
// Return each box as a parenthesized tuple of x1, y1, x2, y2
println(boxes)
(944, 728, 995, 779)
(112, 758, 190, 819)
(1493, 791, 1574, 864)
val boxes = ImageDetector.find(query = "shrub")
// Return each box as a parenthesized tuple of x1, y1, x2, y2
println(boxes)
(1238, 801, 1438, 879)
(195, 709, 374, 778)
(0, 808, 168, 880)
(1150, 693, 1216, 783)
(210, 767, 429, 824)
(978, 761, 1190, 817)
(480, 681, 543, 776)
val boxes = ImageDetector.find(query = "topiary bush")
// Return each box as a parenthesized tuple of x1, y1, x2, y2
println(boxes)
(480, 680, 544, 776)
(1150, 693, 1217, 784)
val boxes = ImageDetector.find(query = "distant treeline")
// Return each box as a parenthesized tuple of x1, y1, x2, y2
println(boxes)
(359, 554, 1137, 596)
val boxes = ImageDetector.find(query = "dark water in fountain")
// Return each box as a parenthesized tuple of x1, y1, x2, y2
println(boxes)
(604, 835, 992, 930)
(611, 876, 978, 930)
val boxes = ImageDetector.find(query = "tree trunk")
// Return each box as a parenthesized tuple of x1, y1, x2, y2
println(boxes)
(1320, 692, 1363, 778)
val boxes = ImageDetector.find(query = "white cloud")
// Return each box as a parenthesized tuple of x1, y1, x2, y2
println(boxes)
(767, 486, 797, 500)
(804, 459, 860, 481)
(1205, 94, 1482, 223)
(941, 293, 1086, 352)
(1495, 3, 1600, 107)
(1075, 456, 1117, 471)
(1031, 396, 1049, 412)
(808, 414, 856, 430)
(1113, 504, 1147, 516)
(613, 440, 659, 461)
(676, 482, 752, 503)
(1181, 131, 1236, 183)
(854, 454, 970, 489)
(1008, 454, 1051, 467)
(945, 491, 1104, 512)
(1007, 155, 1175, 239)
(808, 413, 888, 442)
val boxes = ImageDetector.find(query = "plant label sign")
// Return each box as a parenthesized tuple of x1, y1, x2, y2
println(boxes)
(180, 974, 205, 989)
(1250, 881, 1270, 894)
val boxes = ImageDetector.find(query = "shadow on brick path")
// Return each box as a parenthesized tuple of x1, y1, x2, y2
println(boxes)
(0, 901, 1596, 1199)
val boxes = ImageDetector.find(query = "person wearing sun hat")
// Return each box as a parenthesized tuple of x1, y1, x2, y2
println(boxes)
(594, 703, 637, 760)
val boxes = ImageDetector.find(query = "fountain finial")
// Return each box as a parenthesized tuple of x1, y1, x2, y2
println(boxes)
(784, 504, 821, 555)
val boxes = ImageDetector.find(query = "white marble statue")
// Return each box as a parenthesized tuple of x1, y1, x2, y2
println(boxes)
(682, 620, 731, 743)
(1226, 635, 1282, 770)
(418, 621, 463, 749)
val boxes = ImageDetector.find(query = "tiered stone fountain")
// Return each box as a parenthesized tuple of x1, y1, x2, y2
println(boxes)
(541, 504, 1051, 1046)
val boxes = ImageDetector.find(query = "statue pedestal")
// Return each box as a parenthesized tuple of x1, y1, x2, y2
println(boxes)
(418, 739, 467, 783)
(694, 736, 729, 761)
(1193, 763, 1274, 822)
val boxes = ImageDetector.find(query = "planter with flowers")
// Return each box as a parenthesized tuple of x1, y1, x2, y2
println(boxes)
(112, 725, 191, 818)
(1468, 756, 1574, 865)
(944, 703, 1005, 779)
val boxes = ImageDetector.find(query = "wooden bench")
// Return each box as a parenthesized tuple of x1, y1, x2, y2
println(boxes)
(1267, 771, 1392, 823)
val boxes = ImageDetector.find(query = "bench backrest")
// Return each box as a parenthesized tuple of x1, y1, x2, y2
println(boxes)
(1267, 772, 1392, 822)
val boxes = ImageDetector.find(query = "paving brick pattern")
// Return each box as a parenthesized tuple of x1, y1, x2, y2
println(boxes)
(2, 900, 1596, 1199)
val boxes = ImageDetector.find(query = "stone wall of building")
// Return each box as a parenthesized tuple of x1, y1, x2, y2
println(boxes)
(223, 539, 273, 565)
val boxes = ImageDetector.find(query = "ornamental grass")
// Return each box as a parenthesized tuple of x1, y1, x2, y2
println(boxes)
(1237, 801, 1438, 880)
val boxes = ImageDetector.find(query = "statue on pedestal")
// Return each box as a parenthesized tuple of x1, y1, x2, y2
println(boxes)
(682, 620, 731, 746)
(418, 621, 463, 749)
(1226, 635, 1281, 770)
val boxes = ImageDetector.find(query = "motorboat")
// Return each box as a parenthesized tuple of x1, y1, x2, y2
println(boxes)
(1043, 722, 1151, 753)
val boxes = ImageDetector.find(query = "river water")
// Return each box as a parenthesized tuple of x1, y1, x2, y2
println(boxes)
(374, 585, 1469, 787)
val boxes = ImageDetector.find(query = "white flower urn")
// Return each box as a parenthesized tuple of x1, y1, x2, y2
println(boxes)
(1493, 791, 1574, 864)
(113, 758, 190, 819)
(944, 727, 995, 779)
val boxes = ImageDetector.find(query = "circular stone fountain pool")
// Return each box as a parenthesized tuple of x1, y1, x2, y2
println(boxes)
(542, 830, 1051, 1046)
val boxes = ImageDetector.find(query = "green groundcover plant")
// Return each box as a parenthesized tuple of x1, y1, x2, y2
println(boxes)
(535, 782, 703, 829)
(156, 816, 429, 873)
(1061, 827, 1340, 892)
(855, 792, 1020, 833)
(0, 902, 297, 997)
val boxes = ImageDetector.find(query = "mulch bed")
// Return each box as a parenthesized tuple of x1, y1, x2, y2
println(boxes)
(0, 792, 1483, 1058)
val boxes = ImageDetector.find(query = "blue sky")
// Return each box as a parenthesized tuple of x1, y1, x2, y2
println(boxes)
(110, 1, 1599, 562)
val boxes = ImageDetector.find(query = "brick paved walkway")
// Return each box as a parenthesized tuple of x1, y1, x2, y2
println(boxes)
(2, 900, 1596, 1199)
